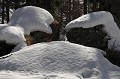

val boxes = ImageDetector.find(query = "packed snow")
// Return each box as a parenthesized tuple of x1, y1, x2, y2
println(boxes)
(8, 6, 54, 35)
(65, 11, 120, 50)
(0, 71, 81, 79)
(0, 41, 120, 79)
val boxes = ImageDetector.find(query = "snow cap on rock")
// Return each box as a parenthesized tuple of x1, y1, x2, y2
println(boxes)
(8, 6, 54, 35)
(0, 25, 25, 44)
(65, 11, 120, 37)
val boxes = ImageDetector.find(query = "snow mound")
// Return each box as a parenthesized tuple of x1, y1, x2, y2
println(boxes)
(0, 71, 81, 79)
(8, 6, 54, 34)
(65, 11, 120, 50)
(0, 41, 120, 79)
(0, 25, 25, 44)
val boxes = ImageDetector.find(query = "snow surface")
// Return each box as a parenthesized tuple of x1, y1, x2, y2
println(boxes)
(0, 71, 81, 79)
(65, 11, 120, 50)
(0, 41, 120, 79)
(8, 6, 54, 34)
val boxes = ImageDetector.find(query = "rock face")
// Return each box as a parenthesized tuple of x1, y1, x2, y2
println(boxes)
(30, 31, 52, 44)
(66, 24, 110, 50)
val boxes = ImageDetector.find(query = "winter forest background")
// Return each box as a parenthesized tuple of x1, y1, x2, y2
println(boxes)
(1, 0, 120, 27)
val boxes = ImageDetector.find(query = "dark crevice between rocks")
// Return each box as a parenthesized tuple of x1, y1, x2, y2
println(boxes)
(0, 41, 16, 57)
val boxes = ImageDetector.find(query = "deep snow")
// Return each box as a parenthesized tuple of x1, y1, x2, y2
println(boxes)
(0, 41, 120, 79)
(65, 11, 120, 50)
(8, 6, 54, 35)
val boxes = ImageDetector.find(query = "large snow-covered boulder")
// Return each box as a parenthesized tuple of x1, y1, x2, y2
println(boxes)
(65, 11, 120, 50)
(0, 25, 27, 53)
(0, 41, 120, 79)
(8, 6, 54, 35)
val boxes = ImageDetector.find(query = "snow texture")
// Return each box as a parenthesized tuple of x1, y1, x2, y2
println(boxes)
(0, 71, 81, 79)
(65, 11, 120, 50)
(0, 41, 120, 79)
(8, 6, 54, 35)
(0, 25, 25, 44)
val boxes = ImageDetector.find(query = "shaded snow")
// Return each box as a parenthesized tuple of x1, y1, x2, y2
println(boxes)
(8, 6, 54, 34)
(0, 41, 120, 79)
(65, 11, 120, 50)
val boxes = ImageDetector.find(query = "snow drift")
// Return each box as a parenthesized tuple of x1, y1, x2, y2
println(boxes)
(8, 6, 54, 34)
(0, 41, 120, 79)
(65, 11, 120, 50)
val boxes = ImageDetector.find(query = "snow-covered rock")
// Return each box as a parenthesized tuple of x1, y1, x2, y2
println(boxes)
(0, 41, 120, 79)
(8, 6, 54, 35)
(65, 11, 120, 50)
(0, 25, 25, 44)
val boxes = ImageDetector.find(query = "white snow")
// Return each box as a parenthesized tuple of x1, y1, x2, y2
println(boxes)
(65, 11, 120, 50)
(0, 71, 81, 79)
(0, 24, 7, 28)
(8, 6, 54, 35)
(0, 41, 120, 79)
(0, 25, 25, 44)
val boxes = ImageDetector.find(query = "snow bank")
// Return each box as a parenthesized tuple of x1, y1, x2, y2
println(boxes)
(0, 25, 25, 44)
(0, 41, 120, 79)
(0, 71, 81, 79)
(65, 11, 120, 50)
(8, 6, 54, 34)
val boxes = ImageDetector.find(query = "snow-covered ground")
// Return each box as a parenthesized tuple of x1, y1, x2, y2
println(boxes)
(65, 11, 120, 50)
(0, 71, 80, 79)
(0, 41, 120, 79)
(8, 6, 54, 35)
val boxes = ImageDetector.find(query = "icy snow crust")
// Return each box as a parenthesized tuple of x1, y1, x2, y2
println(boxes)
(8, 6, 54, 34)
(0, 41, 120, 79)
(0, 25, 25, 44)
(65, 11, 120, 50)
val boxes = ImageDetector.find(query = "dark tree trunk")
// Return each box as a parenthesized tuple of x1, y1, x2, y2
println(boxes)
(84, 0, 87, 14)
(1, 0, 5, 24)
(6, 0, 9, 23)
